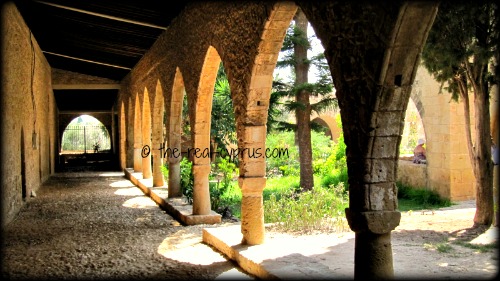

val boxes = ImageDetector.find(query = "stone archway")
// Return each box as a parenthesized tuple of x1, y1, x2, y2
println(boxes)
(142, 88, 152, 179)
(298, 1, 439, 278)
(190, 46, 221, 216)
(167, 67, 186, 198)
(119, 101, 126, 170)
(312, 114, 342, 142)
(126, 97, 134, 168)
(133, 93, 142, 172)
(230, 2, 298, 245)
(411, 65, 475, 201)
(152, 80, 165, 187)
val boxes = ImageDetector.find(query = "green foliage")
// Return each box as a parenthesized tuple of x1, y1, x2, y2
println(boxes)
(265, 131, 299, 176)
(160, 164, 169, 181)
(264, 183, 349, 233)
(180, 158, 194, 204)
(453, 241, 497, 253)
(396, 181, 451, 211)
(269, 17, 337, 134)
(424, 242, 454, 253)
(61, 115, 111, 152)
(263, 176, 301, 201)
(421, 1, 497, 100)
(317, 116, 349, 192)
(209, 157, 239, 212)
(211, 69, 236, 152)
(265, 131, 332, 177)
(181, 93, 190, 136)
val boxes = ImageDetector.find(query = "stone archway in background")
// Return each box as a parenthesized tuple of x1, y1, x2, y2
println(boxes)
(167, 67, 186, 198)
(142, 88, 153, 179)
(133, 93, 142, 172)
(312, 114, 342, 142)
(152, 80, 165, 187)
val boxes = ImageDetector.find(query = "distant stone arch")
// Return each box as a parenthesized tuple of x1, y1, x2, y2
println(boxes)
(119, 101, 126, 170)
(167, 67, 186, 198)
(151, 80, 165, 187)
(312, 114, 342, 142)
(142, 87, 152, 179)
(133, 93, 142, 172)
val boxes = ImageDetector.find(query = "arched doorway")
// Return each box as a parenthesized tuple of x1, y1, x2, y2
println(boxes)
(59, 115, 113, 171)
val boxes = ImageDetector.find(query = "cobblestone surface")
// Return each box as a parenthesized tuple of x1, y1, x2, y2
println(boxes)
(1, 172, 250, 280)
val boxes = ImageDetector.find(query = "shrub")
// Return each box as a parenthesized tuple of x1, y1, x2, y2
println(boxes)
(160, 164, 169, 181)
(319, 133, 349, 193)
(264, 183, 349, 234)
(397, 181, 452, 210)
(209, 157, 239, 213)
(180, 157, 194, 204)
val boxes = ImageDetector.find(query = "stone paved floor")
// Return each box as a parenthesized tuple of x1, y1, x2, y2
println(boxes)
(1, 171, 253, 280)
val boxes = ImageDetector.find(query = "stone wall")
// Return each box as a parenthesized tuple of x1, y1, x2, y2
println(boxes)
(397, 160, 427, 190)
(412, 66, 476, 201)
(1, 2, 57, 225)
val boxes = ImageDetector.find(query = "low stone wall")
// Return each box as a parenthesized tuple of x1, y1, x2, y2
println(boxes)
(397, 160, 428, 189)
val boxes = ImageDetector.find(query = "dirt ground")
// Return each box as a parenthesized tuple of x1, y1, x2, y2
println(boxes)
(389, 203, 499, 279)
(261, 200, 499, 280)
(1, 172, 498, 280)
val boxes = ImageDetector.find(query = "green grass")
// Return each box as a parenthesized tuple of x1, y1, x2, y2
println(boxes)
(424, 242, 454, 253)
(397, 181, 452, 211)
(209, 175, 453, 235)
(263, 176, 349, 233)
(453, 241, 498, 253)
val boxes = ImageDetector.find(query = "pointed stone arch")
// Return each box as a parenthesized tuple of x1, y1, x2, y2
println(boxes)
(312, 114, 342, 142)
(233, 2, 298, 245)
(133, 93, 142, 172)
(190, 46, 221, 215)
(127, 97, 134, 168)
(142, 87, 152, 179)
(298, 1, 439, 278)
(167, 67, 186, 198)
(119, 101, 126, 170)
(152, 80, 165, 187)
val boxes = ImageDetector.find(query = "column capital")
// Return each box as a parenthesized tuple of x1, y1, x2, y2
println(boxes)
(238, 176, 266, 195)
(345, 209, 401, 234)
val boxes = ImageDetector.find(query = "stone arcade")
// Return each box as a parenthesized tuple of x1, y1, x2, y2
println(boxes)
(2, 1, 451, 279)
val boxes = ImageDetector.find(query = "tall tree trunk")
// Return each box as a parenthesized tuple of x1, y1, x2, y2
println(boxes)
(460, 65, 493, 226)
(466, 15, 494, 226)
(472, 89, 494, 226)
(471, 73, 494, 226)
(294, 8, 314, 191)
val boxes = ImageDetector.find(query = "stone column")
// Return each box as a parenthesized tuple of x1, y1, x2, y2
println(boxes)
(345, 133, 403, 279)
(168, 154, 182, 198)
(238, 125, 267, 245)
(192, 163, 211, 215)
(239, 177, 266, 245)
(346, 204, 400, 279)
(133, 143, 142, 172)
(142, 145, 152, 179)
(151, 142, 164, 186)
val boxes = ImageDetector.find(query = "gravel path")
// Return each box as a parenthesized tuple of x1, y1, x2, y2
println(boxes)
(1, 172, 251, 280)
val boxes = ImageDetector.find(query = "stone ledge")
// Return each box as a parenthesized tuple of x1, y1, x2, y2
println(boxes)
(124, 168, 221, 225)
(203, 224, 352, 280)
